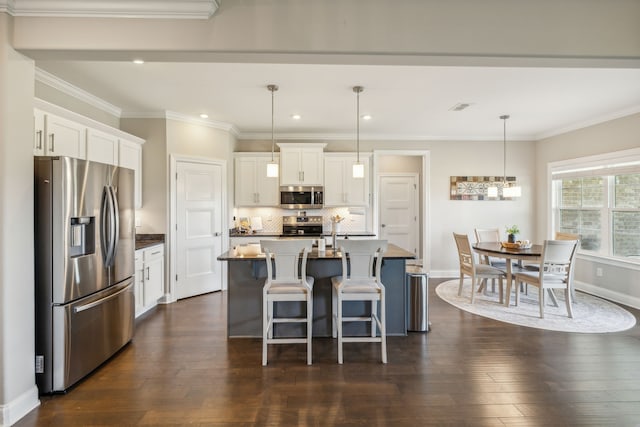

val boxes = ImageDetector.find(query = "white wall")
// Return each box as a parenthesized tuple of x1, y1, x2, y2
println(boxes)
(120, 118, 167, 234)
(0, 12, 40, 426)
(536, 113, 640, 308)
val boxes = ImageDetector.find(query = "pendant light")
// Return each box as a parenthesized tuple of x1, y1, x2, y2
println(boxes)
(500, 114, 521, 198)
(266, 84, 279, 178)
(352, 86, 364, 178)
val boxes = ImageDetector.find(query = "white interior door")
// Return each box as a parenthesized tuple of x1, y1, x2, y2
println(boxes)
(379, 174, 419, 256)
(176, 161, 223, 299)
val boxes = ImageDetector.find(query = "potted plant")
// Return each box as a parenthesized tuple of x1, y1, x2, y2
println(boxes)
(505, 225, 520, 243)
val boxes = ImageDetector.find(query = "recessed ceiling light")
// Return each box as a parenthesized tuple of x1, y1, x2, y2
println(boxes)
(132, 59, 144, 65)
(361, 114, 372, 120)
(199, 113, 209, 119)
(291, 114, 301, 120)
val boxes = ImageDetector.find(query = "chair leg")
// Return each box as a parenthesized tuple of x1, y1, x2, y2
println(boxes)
(498, 277, 504, 304)
(371, 300, 377, 337)
(458, 273, 465, 296)
(332, 286, 337, 338)
(262, 295, 269, 366)
(515, 281, 521, 306)
(565, 287, 574, 318)
(337, 295, 343, 364)
(539, 287, 545, 319)
(307, 294, 313, 365)
(470, 278, 477, 304)
(491, 278, 496, 294)
(380, 293, 387, 364)
(267, 299, 274, 339)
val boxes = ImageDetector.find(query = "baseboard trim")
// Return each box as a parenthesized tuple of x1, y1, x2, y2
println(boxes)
(575, 280, 640, 310)
(0, 385, 39, 426)
(428, 270, 458, 279)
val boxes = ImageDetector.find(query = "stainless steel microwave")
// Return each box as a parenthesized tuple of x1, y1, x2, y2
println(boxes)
(280, 186, 323, 209)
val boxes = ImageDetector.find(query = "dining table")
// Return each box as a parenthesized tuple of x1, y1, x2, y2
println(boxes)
(472, 242, 543, 307)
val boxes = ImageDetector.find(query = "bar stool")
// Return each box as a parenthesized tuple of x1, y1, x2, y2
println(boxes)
(331, 239, 388, 364)
(260, 239, 314, 366)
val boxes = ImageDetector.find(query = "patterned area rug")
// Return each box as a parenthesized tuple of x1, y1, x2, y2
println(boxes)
(436, 279, 637, 333)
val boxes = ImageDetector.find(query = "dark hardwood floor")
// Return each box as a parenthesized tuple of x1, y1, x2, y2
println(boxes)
(17, 278, 640, 426)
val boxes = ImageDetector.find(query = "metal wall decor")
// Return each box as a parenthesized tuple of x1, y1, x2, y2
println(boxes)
(450, 176, 518, 200)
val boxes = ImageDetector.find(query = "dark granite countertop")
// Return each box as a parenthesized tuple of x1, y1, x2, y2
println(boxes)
(218, 243, 415, 261)
(135, 234, 165, 251)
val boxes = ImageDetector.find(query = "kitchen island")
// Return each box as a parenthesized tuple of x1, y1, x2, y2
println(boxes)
(218, 243, 415, 338)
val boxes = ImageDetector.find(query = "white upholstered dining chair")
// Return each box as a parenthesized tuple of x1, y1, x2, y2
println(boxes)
(260, 239, 315, 366)
(513, 239, 578, 318)
(453, 232, 506, 304)
(331, 239, 388, 364)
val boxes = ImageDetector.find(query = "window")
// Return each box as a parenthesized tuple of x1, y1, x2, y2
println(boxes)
(551, 149, 640, 263)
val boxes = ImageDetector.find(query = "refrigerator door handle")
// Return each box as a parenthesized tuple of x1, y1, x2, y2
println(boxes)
(73, 282, 130, 313)
(100, 186, 111, 266)
(109, 185, 120, 264)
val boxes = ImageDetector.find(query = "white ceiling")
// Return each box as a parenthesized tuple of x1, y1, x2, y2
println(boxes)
(35, 60, 640, 141)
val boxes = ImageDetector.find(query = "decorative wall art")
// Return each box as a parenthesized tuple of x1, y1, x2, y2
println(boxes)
(450, 176, 518, 200)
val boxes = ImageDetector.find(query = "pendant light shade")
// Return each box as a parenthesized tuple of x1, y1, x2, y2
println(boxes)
(266, 84, 279, 178)
(352, 86, 364, 178)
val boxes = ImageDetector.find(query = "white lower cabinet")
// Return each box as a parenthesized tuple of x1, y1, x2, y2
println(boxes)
(135, 244, 165, 318)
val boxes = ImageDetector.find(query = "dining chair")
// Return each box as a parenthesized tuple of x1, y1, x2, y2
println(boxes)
(474, 227, 513, 293)
(513, 239, 578, 318)
(260, 239, 315, 366)
(453, 232, 506, 304)
(524, 231, 580, 299)
(331, 239, 388, 364)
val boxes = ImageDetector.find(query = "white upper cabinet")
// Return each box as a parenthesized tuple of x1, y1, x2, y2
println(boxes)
(278, 143, 326, 186)
(44, 113, 87, 159)
(119, 139, 143, 209)
(235, 154, 279, 206)
(34, 101, 144, 208)
(87, 128, 119, 165)
(323, 153, 370, 207)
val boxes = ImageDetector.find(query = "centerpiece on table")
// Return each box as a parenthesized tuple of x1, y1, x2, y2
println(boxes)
(505, 224, 520, 243)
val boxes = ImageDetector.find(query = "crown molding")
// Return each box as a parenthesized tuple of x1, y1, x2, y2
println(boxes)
(535, 105, 640, 140)
(0, 0, 15, 14)
(35, 67, 122, 117)
(237, 132, 534, 142)
(122, 110, 239, 137)
(5, 0, 218, 19)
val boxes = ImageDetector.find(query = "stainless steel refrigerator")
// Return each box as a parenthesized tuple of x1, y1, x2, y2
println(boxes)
(34, 156, 135, 393)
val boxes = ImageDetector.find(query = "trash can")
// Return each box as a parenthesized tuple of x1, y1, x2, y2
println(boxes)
(406, 265, 429, 332)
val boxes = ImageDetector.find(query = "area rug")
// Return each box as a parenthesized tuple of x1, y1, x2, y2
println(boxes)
(436, 279, 636, 333)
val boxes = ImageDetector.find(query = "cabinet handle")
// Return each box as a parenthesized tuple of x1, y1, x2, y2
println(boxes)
(50, 134, 55, 152)
(302, 171, 305, 181)
(151, 250, 161, 255)
(146, 266, 150, 280)
(36, 130, 43, 149)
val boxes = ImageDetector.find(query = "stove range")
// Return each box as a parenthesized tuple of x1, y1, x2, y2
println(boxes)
(281, 215, 323, 237)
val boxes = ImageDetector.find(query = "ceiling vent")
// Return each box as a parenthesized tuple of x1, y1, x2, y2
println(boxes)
(450, 103, 473, 112)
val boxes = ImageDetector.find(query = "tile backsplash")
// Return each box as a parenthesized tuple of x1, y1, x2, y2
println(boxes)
(233, 207, 370, 234)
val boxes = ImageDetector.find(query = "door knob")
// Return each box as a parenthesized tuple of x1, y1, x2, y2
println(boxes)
(381, 224, 386, 228)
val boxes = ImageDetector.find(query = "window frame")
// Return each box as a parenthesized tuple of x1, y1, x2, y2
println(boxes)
(548, 148, 640, 267)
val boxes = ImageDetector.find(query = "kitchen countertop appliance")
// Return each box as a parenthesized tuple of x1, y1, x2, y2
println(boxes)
(281, 215, 323, 237)
(34, 156, 135, 393)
